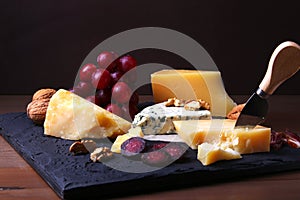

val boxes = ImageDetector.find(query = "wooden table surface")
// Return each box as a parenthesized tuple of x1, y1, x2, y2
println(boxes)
(0, 95, 300, 200)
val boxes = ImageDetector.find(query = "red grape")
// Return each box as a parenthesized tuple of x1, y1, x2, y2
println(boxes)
(112, 82, 132, 104)
(69, 88, 75, 93)
(120, 105, 131, 121)
(110, 71, 123, 85)
(79, 63, 97, 82)
(86, 95, 96, 104)
(95, 89, 111, 107)
(106, 103, 122, 116)
(129, 104, 139, 119)
(97, 51, 118, 72)
(91, 68, 112, 90)
(73, 81, 93, 97)
(121, 104, 138, 121)
(122, 67, 137, 83)
(129, 91, 139, 106)
(117, 55, 137, 73)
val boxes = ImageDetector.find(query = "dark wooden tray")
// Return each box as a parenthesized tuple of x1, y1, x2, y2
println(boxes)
(1, 112, 300, 199)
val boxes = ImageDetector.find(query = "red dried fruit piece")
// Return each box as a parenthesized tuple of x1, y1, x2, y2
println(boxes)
(283, 130, 300, 148)
(121, 137, 146, 157)
(141, 151, 170, 166)
(270, 129, 300, 150)
(164, 143, 186, 160)
(270, 131, 284, 150)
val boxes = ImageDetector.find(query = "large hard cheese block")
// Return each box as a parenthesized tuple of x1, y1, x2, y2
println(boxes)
(44, 89, 131, 140)
(151, 70, 236, 116)
(173, 119, 271, 152)
(132, 102, 211, 135)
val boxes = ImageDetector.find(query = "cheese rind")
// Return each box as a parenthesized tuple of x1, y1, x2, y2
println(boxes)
(173, 119, 271, 152)
(44, 89, 131, 140)
(151, 70, 236, 116)
(132, 102, 211, 135)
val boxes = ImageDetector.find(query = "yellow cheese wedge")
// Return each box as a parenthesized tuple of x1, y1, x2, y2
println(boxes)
(111, 126, 144, 153)
(198, 142, 242, 166)
(173, 119, 271, 153)
(151, 70, 236, 116)
(44, 89, 131, 140)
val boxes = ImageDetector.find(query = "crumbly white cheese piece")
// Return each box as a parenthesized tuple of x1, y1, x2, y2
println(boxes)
(132, 102, 211, 135)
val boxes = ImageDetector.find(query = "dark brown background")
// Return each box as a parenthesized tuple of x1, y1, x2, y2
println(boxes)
(1, 0, 300, 95)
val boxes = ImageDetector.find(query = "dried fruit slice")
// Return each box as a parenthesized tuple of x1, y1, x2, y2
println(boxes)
(141, 150, 170, 166)
(121, 137, 146, 157)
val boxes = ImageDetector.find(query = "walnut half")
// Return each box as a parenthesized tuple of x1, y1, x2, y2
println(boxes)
(90, 147, 114, 162)
(69, 140, 97, 155)
(27, 98, 50, 125)
(164, 97, 210, 111)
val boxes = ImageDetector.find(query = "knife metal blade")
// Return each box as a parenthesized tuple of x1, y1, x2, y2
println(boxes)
(235, 89, 268, 127)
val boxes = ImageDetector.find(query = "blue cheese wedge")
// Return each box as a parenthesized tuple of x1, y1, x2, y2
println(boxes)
(132, 102, 211, 135)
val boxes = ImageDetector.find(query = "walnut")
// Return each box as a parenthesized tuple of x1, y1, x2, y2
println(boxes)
(184, 100, 201, 111)
(27, 98, 50, 125)
(90, 147, 113, 162)
(164, 97, 210, 111)
(174, 99, 186, 107)
(27, 88, 56, 125)
(227, 104, 245, 120)
(164, 98, 186, 107)
(184, 99, 210, 111)
(198, 99, 210, 110)
(69, 140, 97, 155)
(164, 98, 176, 107)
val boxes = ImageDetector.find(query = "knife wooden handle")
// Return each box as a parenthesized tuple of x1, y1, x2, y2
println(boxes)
(259, 41, 300, 95)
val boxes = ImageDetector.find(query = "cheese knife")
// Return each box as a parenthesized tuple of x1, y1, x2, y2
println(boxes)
(235, 41, 300, 127)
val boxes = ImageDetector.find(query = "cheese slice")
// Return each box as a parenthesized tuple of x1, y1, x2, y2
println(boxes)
(151, 70, 236, 116)
(198, 142, 242, 166)
(44, 89, 131, 140)
(173, 119, 271, 153)
(132, 102, 211, 135)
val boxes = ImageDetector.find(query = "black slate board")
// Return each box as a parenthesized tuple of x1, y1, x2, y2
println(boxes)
(1, 112, 300, 199)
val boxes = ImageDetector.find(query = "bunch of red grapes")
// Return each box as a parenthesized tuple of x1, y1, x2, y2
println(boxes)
(71, 51, 139, 121)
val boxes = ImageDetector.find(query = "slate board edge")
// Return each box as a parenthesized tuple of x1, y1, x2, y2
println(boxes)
(62, 162, 300, 200)
(0, 118, 64, 199)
